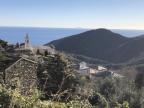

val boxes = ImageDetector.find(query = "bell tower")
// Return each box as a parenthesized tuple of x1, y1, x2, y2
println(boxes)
(25, 34, 30, 49)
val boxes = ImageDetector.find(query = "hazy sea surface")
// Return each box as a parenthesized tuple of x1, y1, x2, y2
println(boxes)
(0, 27, 89, 45)
(0, 27, 144, 45)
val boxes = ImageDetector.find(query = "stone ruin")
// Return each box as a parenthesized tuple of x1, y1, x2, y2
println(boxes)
(5, 57, 38, 95)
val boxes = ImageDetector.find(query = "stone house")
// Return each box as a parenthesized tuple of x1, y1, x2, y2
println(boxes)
(33, 45, 56, 55)
(5, 57, 38, 95)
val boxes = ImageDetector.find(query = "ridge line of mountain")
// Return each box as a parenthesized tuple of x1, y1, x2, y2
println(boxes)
(46, 28, 144, 64)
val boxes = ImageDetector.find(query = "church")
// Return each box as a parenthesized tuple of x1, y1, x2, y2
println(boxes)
(16, 34, 56, 55)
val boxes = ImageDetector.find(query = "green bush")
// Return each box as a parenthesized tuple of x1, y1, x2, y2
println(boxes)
(88, 92, 109, 108)
(110, 101, 129, 108)
(0, 39, 7, 48)
(9, 88, 41, 108)
(0, 85, 11, 108)
(122, 101, 129, 108)
(92, 77, 143, 108)
(0, 84, 42, 108)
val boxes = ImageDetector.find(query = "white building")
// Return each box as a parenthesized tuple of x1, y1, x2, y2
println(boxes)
(78, 62, 123, 78)
(79, 62, 88, 70)
(97, 65, 107, 71)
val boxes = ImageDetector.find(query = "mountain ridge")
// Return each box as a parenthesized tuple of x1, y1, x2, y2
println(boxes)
(46, 28, 144, 64)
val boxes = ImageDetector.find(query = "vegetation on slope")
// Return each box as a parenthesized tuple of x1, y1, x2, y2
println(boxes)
(0, 52, 8, 61)
(1, 53, 143, 108)
(0, 39, 7, 48)
(0, 38, 143, 108)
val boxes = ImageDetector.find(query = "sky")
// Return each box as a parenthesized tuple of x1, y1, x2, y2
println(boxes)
(0, 0, 144, 29)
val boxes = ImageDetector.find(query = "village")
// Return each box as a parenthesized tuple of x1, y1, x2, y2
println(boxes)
(0, 34, 143, 108)
(0, 34, 124, 96)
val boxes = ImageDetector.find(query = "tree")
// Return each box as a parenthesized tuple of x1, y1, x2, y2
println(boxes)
(37, 53, 76, 100)
(135, 71, 144, 89)
(0, 39, 7, 48)
(44, 50, 48, 56)
(88, 92, 109, 108)
(15, 42, 20, 48)
(36, 49, 40, 55)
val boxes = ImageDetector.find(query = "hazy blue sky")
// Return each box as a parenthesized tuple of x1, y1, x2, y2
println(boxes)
(0, 0, 144, 29)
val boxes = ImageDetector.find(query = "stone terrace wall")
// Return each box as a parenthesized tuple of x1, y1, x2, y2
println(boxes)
(5, 57, 38, 95)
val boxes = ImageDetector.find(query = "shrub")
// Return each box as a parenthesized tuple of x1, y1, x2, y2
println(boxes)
(9, 88, 41, 108)
(0, 85, 11, 108)
(88, 92, 109, 108)
(0, 84, 42, 108)
(66, 96, 92, 108)
(122, 101, 129, 108)
(92, 77, 143, 108)
(135, 71, 144, 89)
(0, 39, 7, 48)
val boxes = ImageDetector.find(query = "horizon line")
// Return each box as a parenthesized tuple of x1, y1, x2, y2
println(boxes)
(0, 26, 144, 31)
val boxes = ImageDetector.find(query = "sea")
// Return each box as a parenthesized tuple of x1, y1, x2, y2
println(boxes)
(0, 27, 144, 45)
